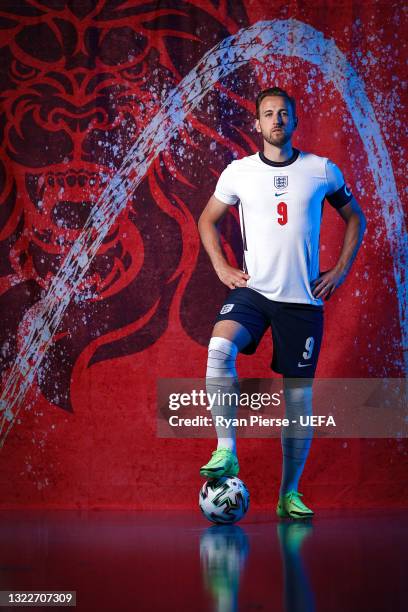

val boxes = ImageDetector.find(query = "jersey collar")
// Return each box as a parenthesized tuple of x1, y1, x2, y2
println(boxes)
(258, 148, 300, 167)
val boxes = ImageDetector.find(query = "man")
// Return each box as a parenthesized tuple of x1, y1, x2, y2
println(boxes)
(197, 87, 366, 518)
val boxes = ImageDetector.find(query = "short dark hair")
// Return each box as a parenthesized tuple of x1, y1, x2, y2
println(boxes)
(255, 87, 296, 119)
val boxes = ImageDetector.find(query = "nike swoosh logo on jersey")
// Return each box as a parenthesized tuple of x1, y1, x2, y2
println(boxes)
(298, 362, 312, 368)
(275, 192, 288, 196)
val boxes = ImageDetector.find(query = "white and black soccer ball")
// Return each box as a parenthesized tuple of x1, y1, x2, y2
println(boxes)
(199, 477, 250, 524)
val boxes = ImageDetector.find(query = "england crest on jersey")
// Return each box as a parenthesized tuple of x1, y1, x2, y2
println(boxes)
(274, 175, 288, 190)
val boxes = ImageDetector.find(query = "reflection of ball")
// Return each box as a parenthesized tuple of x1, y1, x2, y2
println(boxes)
(200, 525, 249, 598)
(199, 477, 250, 524)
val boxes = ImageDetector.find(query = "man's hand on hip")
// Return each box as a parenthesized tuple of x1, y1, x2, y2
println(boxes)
(215, 263, 250, 290)
(311, 267, 347, 300)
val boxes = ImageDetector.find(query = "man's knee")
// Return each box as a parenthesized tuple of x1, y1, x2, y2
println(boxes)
(206, 336, 238, 379)
(212, 320, 252, 351)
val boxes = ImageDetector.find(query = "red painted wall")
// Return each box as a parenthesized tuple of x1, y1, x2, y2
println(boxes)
(0, 0, 406, 508)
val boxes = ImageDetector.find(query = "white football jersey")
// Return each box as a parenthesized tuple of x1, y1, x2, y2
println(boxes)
(214, 149, 351, 305)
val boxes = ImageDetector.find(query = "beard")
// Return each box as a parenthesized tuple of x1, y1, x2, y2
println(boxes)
(262, 128, 292, 147)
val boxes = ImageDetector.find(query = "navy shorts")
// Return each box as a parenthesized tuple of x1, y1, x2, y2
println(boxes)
(214, 287, 324, 378)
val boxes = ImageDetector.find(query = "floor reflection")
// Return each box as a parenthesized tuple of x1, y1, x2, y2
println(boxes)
(277, 521, 315, 612)
(199, 520, 316, 612)
(200, 525, 249, 612)
(0, 509, 406, 611)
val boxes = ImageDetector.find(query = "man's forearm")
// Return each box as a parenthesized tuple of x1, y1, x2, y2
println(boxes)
(198, 218, 228, 274)
(335, 212, 366, 275)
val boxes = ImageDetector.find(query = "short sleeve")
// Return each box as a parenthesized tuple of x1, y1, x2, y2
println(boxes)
(325, 159, 353, 209)
(214, 164, 239, 205)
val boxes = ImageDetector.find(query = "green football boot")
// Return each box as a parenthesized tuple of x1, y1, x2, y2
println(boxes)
(276, 490, 314, 519)
(200, 449, 239, 479)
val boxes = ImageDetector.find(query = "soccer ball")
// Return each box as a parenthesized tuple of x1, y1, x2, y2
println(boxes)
(199, 477, 250, 524)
